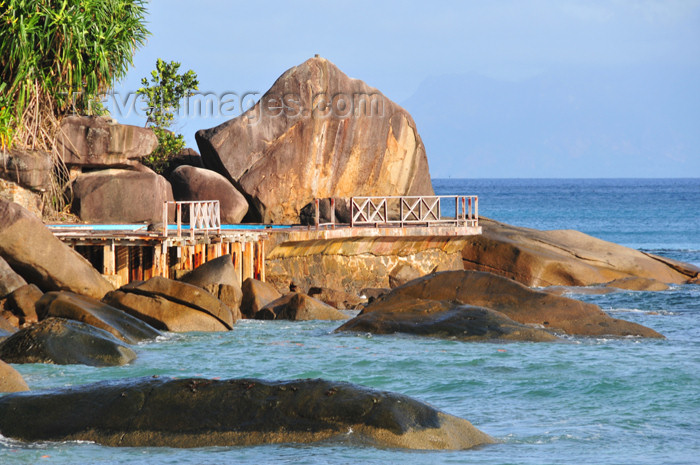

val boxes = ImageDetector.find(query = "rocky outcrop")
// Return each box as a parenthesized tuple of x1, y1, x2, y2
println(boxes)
(103, 277, 236, 332)
(36, 291, 161, 344)
(0, 178, 43, 217)
(266, 235, 466, 295)
(0, 200, 114, 299)
(240, 278, 282, 318)
(337, 297, 559, 342)
(72, 169, 173, 224)
(0, 256, 27, 298)
(255, 292, 347, 321)
(0, 318, 136, 366)
(0, 376, 493, 450)
(0, 360, 29, 392)
(169, 166, 248, 224)
(462, 218, 700, 287)
(179, 255, 243, 318)
(57, 115, 158, 169)
(196, 56, 434, 224)
(0, 148, 53, 192)
(5, 284, 42, 325)
(365, 271, 663, 338)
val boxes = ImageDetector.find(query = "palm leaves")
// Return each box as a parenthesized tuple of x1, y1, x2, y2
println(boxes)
(0, 0, 149, 150)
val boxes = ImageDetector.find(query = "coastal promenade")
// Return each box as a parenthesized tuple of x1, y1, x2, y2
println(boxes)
(47, 195, 480, 288)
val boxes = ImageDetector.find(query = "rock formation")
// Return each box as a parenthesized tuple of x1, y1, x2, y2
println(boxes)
(196, 56, 434, 223)
(0, 318, 136, 366)
(462, 218, 699, 286)
(0, 200, 114, 299)
(255, 292, 347, 321)
(361, 270, 663, 338)
(240, 278, 282, 318)
(169, 166, 248, 224)
(0, 360, 29, 392)
(337, 297, 559, 342)
(0, 376, 494, 450)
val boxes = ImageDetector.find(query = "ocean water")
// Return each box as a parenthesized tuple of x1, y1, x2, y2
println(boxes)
(2, 178, 699, 465)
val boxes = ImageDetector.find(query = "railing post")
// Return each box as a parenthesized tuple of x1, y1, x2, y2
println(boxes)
(330, 198, 335, 228)
(177, 203, 182, 238)
(190, 203, 195, 241)
(314, 198, 320, 229)
(162, 202, 168, 237)
(475, 196, 479, 222)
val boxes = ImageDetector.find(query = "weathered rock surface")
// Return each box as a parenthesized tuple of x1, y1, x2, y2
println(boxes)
(72, 168, 173, 224)
(462, 218, 700, 287)
(36, 291, 161, 344)
(255, 292, 347, 321)
(366, 271, 663, 338)
(0, 256, 27, 298)
(0, 318, 136, 366)
(0, 178, 43, 217)
(196, 56, 434, 223)
(6, 284, 42, 325)
(103, 277, 235, 332)
(0, 376, 493, 450)
(0, 314, 17, 335)
(308, 286, 365, 310)
(337, 296, 559, 342)
(389, 263, 422, 289)
(57, 115, 158, 168)
(179, 255, 243, 318)
(0, 148, 53, 191)
(0, 200, 114, 299)
(240, 278, 282, 318)
(0, 360, 29, 392)
(265, 235, 466, 295)
(169, 166, 248, 224)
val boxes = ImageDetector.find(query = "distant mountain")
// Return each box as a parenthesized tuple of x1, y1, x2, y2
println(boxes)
(401, 65, 699, 177)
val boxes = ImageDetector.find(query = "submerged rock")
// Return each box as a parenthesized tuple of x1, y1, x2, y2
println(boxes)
(36, 291, 161, 344)
(337, 296, 558, 342)
(462, 218, 699, 287)
(0, 377, 493, 450)
(363, 271, 663, 338)
(196, 56, 433, 223)
(0, 318, 136, 366)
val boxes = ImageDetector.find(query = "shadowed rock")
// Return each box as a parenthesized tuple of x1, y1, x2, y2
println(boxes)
(0, 256, 27, 299)
(196, 56, 434, 223)
(0, 200, 114, 299)
(462, 218, 699, 287)
(0, 318, 136, 366)
(6, 284, 42, 325)
(0, 377, 494, 450)
(308, 286, 366, 310)
(255, 292, 347, 321)
(169, 166, 248, 223)
(337, 296, 558, 342)
(36, 291, 161, 344)
(364, 271, 663, 338)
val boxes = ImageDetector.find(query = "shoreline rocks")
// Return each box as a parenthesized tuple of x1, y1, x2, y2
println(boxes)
(0, 376, 494, 450)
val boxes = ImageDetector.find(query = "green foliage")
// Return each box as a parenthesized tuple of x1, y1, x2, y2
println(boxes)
(0, 0, 149, 149)
(137, 58, 199, 174)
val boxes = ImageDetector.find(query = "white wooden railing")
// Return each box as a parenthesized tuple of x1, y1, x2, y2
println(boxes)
(162, 200, 221, 239)
(349, 195, 478, 227)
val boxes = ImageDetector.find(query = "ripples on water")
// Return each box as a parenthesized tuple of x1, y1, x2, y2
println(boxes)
(2, 179, 699, 464)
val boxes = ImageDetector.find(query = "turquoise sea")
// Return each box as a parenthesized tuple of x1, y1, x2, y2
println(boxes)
(2, 178, 700, 464)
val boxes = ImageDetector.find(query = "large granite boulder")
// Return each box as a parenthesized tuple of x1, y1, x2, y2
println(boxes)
(196, 56, 434, 223)
(462, 218, 700, 286)
(0, 178, 44, 217)
(103, 277, 236, 332)
(36, 291, 161, 344)
(169, 166, 248, 224)
(0, 318, 136, 366)
(337, 296, 559, 342)
(0, 256, 27, 298)
(0, 360, 29, 392)
(5, 284, 42, 325)
(72, 169, 173, 224)
(57, 115, 158, 168)
(0, 376, 493, 450)
(255, 292, 347, 321)
(240, 278, 282, 318)
(179, 255, 243, 317)
(0, 148, 53, 192)
(0, 200, 114, 299)
(365, 271, 663, 338)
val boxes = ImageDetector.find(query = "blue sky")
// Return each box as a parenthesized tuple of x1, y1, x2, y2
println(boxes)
(109, 1, 700, 178)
